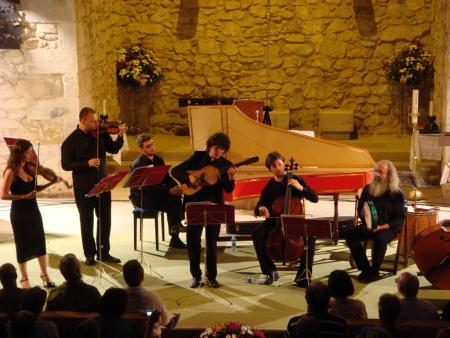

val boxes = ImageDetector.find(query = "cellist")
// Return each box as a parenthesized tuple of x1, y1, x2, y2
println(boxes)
(252, 151, 318, 286)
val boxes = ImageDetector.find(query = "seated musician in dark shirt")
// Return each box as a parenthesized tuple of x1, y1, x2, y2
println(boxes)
(346, 160, 406, 283)
(252, 151, 318, 286)
(129, 134, 186, 249)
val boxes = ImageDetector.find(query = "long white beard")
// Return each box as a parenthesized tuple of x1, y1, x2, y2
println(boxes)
(369, 179, 388, 197)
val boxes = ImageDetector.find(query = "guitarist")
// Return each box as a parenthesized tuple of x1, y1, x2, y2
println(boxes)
(172, 132, 236, 289)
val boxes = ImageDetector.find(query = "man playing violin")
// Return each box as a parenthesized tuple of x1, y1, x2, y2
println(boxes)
(253, 151, 318, 287)
(346, 160, 405, 283)
(61, 107, 127, 266)
(129, 134, 186, 249)
(171, 132, 236, 289)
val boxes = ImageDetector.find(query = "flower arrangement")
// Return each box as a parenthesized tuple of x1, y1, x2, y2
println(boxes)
(200, 322, 266, 338)
(383, 40, 433, 86)
(116, 44, 162, 86)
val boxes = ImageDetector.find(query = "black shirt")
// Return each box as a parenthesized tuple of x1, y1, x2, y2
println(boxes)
(358, 184, 406, 234)
(61, 127, 123, 193)
(254, 174, 319, 216)
(171, 151, 235, 204)
(129, 153, 177, 201)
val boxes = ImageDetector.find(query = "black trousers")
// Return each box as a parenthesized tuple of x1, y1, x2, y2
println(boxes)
(186, 223, 220, 280)
(74, 188, 111, 258)
(131, 187, 183, 235)
(252, 218, 316, 280)
(346, 225, 397, 274)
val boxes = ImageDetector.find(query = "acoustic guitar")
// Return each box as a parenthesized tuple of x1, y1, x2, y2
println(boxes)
(181, 156, 259, 195)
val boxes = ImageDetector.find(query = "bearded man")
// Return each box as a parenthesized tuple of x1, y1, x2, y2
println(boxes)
(346, 160, 406, 283)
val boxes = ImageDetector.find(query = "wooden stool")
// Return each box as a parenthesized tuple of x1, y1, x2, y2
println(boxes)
(133, 208, 166, 251)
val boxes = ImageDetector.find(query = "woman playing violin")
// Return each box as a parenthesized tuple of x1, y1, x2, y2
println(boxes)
(252, 151, 318, 286)
(0, 139, 57, 289)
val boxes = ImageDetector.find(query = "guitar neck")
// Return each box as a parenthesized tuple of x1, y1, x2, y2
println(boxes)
(218, 159, 252, 174)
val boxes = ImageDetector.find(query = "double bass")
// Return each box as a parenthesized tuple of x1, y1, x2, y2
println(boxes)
(413, 222, 450, 290)
(265, 158, 305, 263)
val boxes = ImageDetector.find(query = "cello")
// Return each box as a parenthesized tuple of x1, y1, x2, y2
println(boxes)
(266, 158, 305, 263)
(412, 221, 450, 290)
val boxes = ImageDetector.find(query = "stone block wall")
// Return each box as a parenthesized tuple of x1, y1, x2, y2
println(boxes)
(0, 0, 79, 195)
(76, 0, 447, 135)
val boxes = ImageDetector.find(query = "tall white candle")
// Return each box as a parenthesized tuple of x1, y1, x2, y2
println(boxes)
(429, 100, 433, 116)
(102, 99, 107, 116)
(412, 89, 419, 125)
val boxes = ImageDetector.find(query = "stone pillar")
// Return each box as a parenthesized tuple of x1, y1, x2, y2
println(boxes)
(0, 0, 79, 196)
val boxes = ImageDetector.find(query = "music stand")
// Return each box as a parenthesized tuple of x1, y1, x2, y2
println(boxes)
(123, 165, 170, 277)
(185, 202, 234, 296)
(281, 215, 333, 286)
(85, 170, 128, 286)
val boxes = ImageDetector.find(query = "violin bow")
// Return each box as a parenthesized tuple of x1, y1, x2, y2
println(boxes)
(34, 142, 40, 191)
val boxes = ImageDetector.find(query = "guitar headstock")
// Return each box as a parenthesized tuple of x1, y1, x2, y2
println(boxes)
(284, 157, 298, 172)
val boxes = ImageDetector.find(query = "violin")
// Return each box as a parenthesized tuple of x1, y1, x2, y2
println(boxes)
(90, 120, 122, 137)
(24, 161, 72, 189)
(266, 157, 305, 263)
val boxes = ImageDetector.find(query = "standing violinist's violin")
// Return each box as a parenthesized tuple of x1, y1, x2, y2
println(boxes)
(24, 160, 72, 190)
(90, 120, 122, 137)
(266, 158, 305, 263)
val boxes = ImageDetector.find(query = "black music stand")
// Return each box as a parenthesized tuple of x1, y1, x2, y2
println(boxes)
(123, 165, 170, 278)
(184, 203, 234, 300)
(281, 215, 333, 286)
(85, 170, 128, 286)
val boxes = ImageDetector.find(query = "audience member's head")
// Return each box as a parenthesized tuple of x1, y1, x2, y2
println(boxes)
(59, 253, 82, 282)
(0, 263, 17, 288)
(72, 318, 100, 338)
(437, 328, 450, 338)
(328, 270, 354, 299)
(378, 293, 401, 322)
(123, 259, 144, 287)
(99, 287, 128, 318)
(396, 272, 419, 298)
(305, 281, 330, 314)
(9, 311, 35, 338)
(22, 287, 47, 316)
(442, 300, 450, 321)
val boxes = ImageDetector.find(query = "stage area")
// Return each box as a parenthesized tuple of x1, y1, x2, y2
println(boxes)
(0, 188, 448, 330)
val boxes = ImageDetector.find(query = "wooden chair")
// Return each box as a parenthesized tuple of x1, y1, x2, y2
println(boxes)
(133, 207, 166, 251)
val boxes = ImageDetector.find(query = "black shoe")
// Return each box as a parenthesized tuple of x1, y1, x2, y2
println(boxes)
(357, 269, 372, 283)
(263, 274, 274, 285)
(272, 271, 279, 282)
(205, 278, 220, 288)
(190, 277, 202, 288)
(40, 275, 57, 289)
(85, 256, 96, 266)
(98, 254, 121, 263)
(166, 313, 180, 329)
(169, 236, 187, 249)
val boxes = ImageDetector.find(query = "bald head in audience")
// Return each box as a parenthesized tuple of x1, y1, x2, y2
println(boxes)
(396, 272, 419, 298)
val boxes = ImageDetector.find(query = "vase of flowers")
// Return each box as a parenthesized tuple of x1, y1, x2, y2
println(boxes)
(383, 40, 433, 87)
(200, 322, 266, 338)
(116, 44, 162, 134)
(383, 40, 434, 133)
(116, 44, 162, 87)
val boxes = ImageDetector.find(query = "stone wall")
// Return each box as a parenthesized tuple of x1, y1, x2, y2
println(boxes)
(0, 0, 79, 195)
(76, 0, 445, 135)
(430, 0, 449, 130)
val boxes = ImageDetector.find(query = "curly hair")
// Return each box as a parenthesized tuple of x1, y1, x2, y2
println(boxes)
(264, 151, 285, 170)
(206, 132, 230, 152)
(5, 139, 32, 176)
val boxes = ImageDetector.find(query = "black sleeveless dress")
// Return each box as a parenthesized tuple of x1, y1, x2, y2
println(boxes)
(10, 175, 46, 263)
